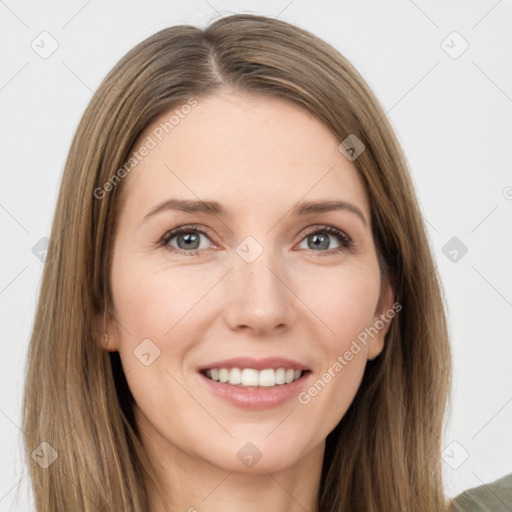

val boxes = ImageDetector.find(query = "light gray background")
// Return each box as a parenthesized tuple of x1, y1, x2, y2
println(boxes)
(1, 1, 511, 509)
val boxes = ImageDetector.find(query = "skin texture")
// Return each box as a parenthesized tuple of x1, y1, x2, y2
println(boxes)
(101, 90, 394, 512)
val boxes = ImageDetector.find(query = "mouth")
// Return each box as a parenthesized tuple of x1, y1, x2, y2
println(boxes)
(196, 357, 312, 408)
(200, 367, 311, 388)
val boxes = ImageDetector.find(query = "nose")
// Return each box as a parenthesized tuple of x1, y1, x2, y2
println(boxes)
(222, 248, 293, 336)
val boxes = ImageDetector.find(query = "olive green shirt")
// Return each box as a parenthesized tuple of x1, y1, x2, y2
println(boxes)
(450, 473, 512, 511)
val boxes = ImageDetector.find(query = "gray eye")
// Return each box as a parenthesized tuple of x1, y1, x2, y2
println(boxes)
(298, 232, 341, 251)
(167, 231, 211, 251)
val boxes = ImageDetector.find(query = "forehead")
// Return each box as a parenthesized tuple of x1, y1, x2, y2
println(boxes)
(120, 90, 369, 218)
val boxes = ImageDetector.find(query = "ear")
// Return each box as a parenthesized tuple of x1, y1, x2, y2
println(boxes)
(367, 276, 396, 361)
(93, 308, 120, 352)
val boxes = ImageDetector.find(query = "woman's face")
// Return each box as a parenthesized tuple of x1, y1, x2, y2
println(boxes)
(104, 90, 393, 473)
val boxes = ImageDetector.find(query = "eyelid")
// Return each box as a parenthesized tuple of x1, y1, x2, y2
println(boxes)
(298, 224, 352, 242)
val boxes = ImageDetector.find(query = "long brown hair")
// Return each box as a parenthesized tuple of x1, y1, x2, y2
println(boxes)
(22, 13, 452, 511)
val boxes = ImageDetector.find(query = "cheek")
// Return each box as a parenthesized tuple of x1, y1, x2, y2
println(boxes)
(111, 255, 222, 341)
(109, 255, 230, 401)
(298, 349, 366, 448)
(295, 262, 380, 348)
(291, 264, 379, 426)
(109, 259, 211, 434)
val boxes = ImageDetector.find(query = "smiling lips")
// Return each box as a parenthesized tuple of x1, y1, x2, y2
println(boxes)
(199, 361, 312, 409)
(198, 357, 310, 389)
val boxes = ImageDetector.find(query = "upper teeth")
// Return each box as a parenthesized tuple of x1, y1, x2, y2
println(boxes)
(205, 368, 302, 387)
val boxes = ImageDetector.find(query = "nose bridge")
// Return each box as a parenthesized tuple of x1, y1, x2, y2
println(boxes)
(237, 242, 286, 304)
(223, 239, 292, 332)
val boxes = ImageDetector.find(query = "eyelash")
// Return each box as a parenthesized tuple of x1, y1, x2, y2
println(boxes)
(159, 223, 354, 258)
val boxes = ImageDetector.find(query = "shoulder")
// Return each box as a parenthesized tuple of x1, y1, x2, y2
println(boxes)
(450, 472, 512, 512)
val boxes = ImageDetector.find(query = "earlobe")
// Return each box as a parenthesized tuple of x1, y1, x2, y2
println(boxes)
(367, 278, 396, 361)
(103, 331, 116, 352)
(102, 318, 120, 351)
(101, 327, 120, 352)
(94, 309, 120, 352)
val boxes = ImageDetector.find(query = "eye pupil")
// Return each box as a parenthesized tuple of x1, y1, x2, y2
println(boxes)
(178, 232, 200, 250)
(309, 233, 329, 250)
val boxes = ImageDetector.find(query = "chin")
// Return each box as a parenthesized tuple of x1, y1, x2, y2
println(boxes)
(197, 434, 316, 474)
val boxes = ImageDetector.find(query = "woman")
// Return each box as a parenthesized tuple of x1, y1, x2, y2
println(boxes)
(22, 13, 452, 512)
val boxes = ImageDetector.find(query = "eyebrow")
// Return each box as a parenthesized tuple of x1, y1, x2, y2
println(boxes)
(142, 198, 367, 226)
